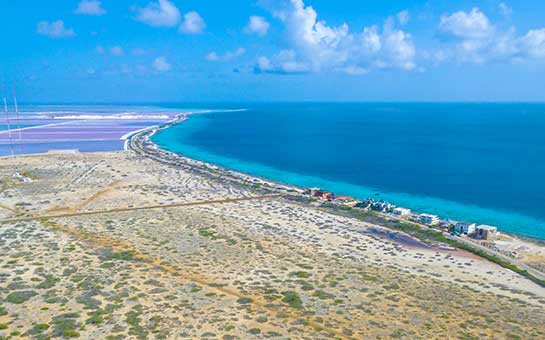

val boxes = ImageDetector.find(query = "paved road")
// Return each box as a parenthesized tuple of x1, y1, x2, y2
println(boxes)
(0, 194, 282, 224)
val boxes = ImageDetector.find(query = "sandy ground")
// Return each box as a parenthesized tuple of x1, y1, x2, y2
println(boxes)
(0, 151, 544, 339)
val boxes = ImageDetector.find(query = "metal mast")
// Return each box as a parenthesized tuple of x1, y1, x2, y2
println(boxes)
(12, 84, 23, 153)
(1, 84, 14, 157)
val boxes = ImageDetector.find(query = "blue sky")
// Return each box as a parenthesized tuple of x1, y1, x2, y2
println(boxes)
(1, 0, 545, 102)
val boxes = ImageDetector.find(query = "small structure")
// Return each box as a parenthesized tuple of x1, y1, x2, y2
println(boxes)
(323, 192, 336, 201)
(13, 172, 33, 183)
(419, 214, 440, 225)
(334, 196, 358, 206)
(304, 187, 322, 196)
(393, 207, 411, 216)
(454, 222, 477, 235)
(475, 225, 498, 240)
(313, 190, 336, 201)
(354, 201, 370, 209)
(439, 219, 455, 231)
(312, 190, 328, 199)
(370, 201, 394, 212)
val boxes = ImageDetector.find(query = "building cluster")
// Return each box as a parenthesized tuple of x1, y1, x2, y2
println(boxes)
(452, 222, 499, 240)
(303, 187, 500, 241)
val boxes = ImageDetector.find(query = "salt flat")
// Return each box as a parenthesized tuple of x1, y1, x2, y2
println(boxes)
(0, 151, 544, 339)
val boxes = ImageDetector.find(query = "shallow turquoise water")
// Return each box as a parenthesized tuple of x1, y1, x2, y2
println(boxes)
(153, 103, 545, 240)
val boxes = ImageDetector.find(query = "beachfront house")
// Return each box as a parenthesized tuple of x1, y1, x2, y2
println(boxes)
(440, 219, 455, 231)
(475, 225, 498, 240)
(419, 214, 440, 225)
(371, 201, 395, 212)
(304, 187, 322, 196)
(324, 192, 336, 201)
(454, 222, 477, 235)
(313, 190, 328, 199)
(334, 196, 358, 206)
(393, 207, 411, 217)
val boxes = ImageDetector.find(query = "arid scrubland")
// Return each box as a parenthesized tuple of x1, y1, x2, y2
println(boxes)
(1, 152, 544, 339)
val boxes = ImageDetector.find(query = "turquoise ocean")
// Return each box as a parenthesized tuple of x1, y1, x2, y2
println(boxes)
(152, 103, 545, 240)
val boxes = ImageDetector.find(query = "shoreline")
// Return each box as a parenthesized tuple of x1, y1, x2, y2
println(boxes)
(2, 149, 543, 338)
(2, 108, 544, 243)
(2, 108, 544, 285)
(127, 112, 545, 285)
(128, 111, 306, 195)
(135, 111, 545, 241)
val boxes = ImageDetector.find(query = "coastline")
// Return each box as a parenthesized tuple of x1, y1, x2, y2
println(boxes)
(131, 111, 543, 240)
(128, 110, 306, 195)
(127, 112, 545, 285)
(3, 107, 542, 285)
(2, 149, 544, 338)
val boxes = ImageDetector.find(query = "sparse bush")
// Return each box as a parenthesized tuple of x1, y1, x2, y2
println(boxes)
(5, 291, 38, 304)
(281, 291, 303, 309)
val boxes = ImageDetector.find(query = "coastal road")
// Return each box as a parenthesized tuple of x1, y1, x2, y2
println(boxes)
(128, 127, 545, 285)
(444, 234, 545, 282)
(0, 194, 282, 224)
(374, 210, 545, 283)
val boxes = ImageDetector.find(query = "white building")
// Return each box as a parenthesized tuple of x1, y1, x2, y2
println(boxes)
(393, 208, 411, 216)
(419, 214, 440, 225)
(454, 222, 477, 235)
(475, 225, 498, 240)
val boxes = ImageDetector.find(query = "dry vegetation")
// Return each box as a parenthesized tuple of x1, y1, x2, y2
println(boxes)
(0, 151, 544, 339)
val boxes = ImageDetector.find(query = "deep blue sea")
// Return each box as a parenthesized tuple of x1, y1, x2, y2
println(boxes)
(152, 103, 545, 240)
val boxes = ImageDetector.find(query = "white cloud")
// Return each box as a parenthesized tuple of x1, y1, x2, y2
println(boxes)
(153, 57, 172, 72)
(205, 52, 219, 61)
(255, 50, 310, 74)
(110, 46, 124, 56)
(256, 56, 272, 71)
(179, 11, 206, 34)
(397, 10, 410, 26)
(381, 19, 416, 70)
(257, 0, 416, 74)
(499, 3, 512, 16)
(439, 8, 493, 40)
(75, 0, 106, 16)
(134, 0, 205, 35)
(135, 0, 181, 27)
(206, 48, 246, 62)
(37, 20, 76, 38)
(245, 16, 270, 36)
(438, 8, 498, 62)
(520, 29, 545, 59)
(437, 8, 545, 63)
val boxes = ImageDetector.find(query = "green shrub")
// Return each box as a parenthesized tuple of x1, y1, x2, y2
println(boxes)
(281, 291, 303, 309)
(5, 291, 38, 304)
